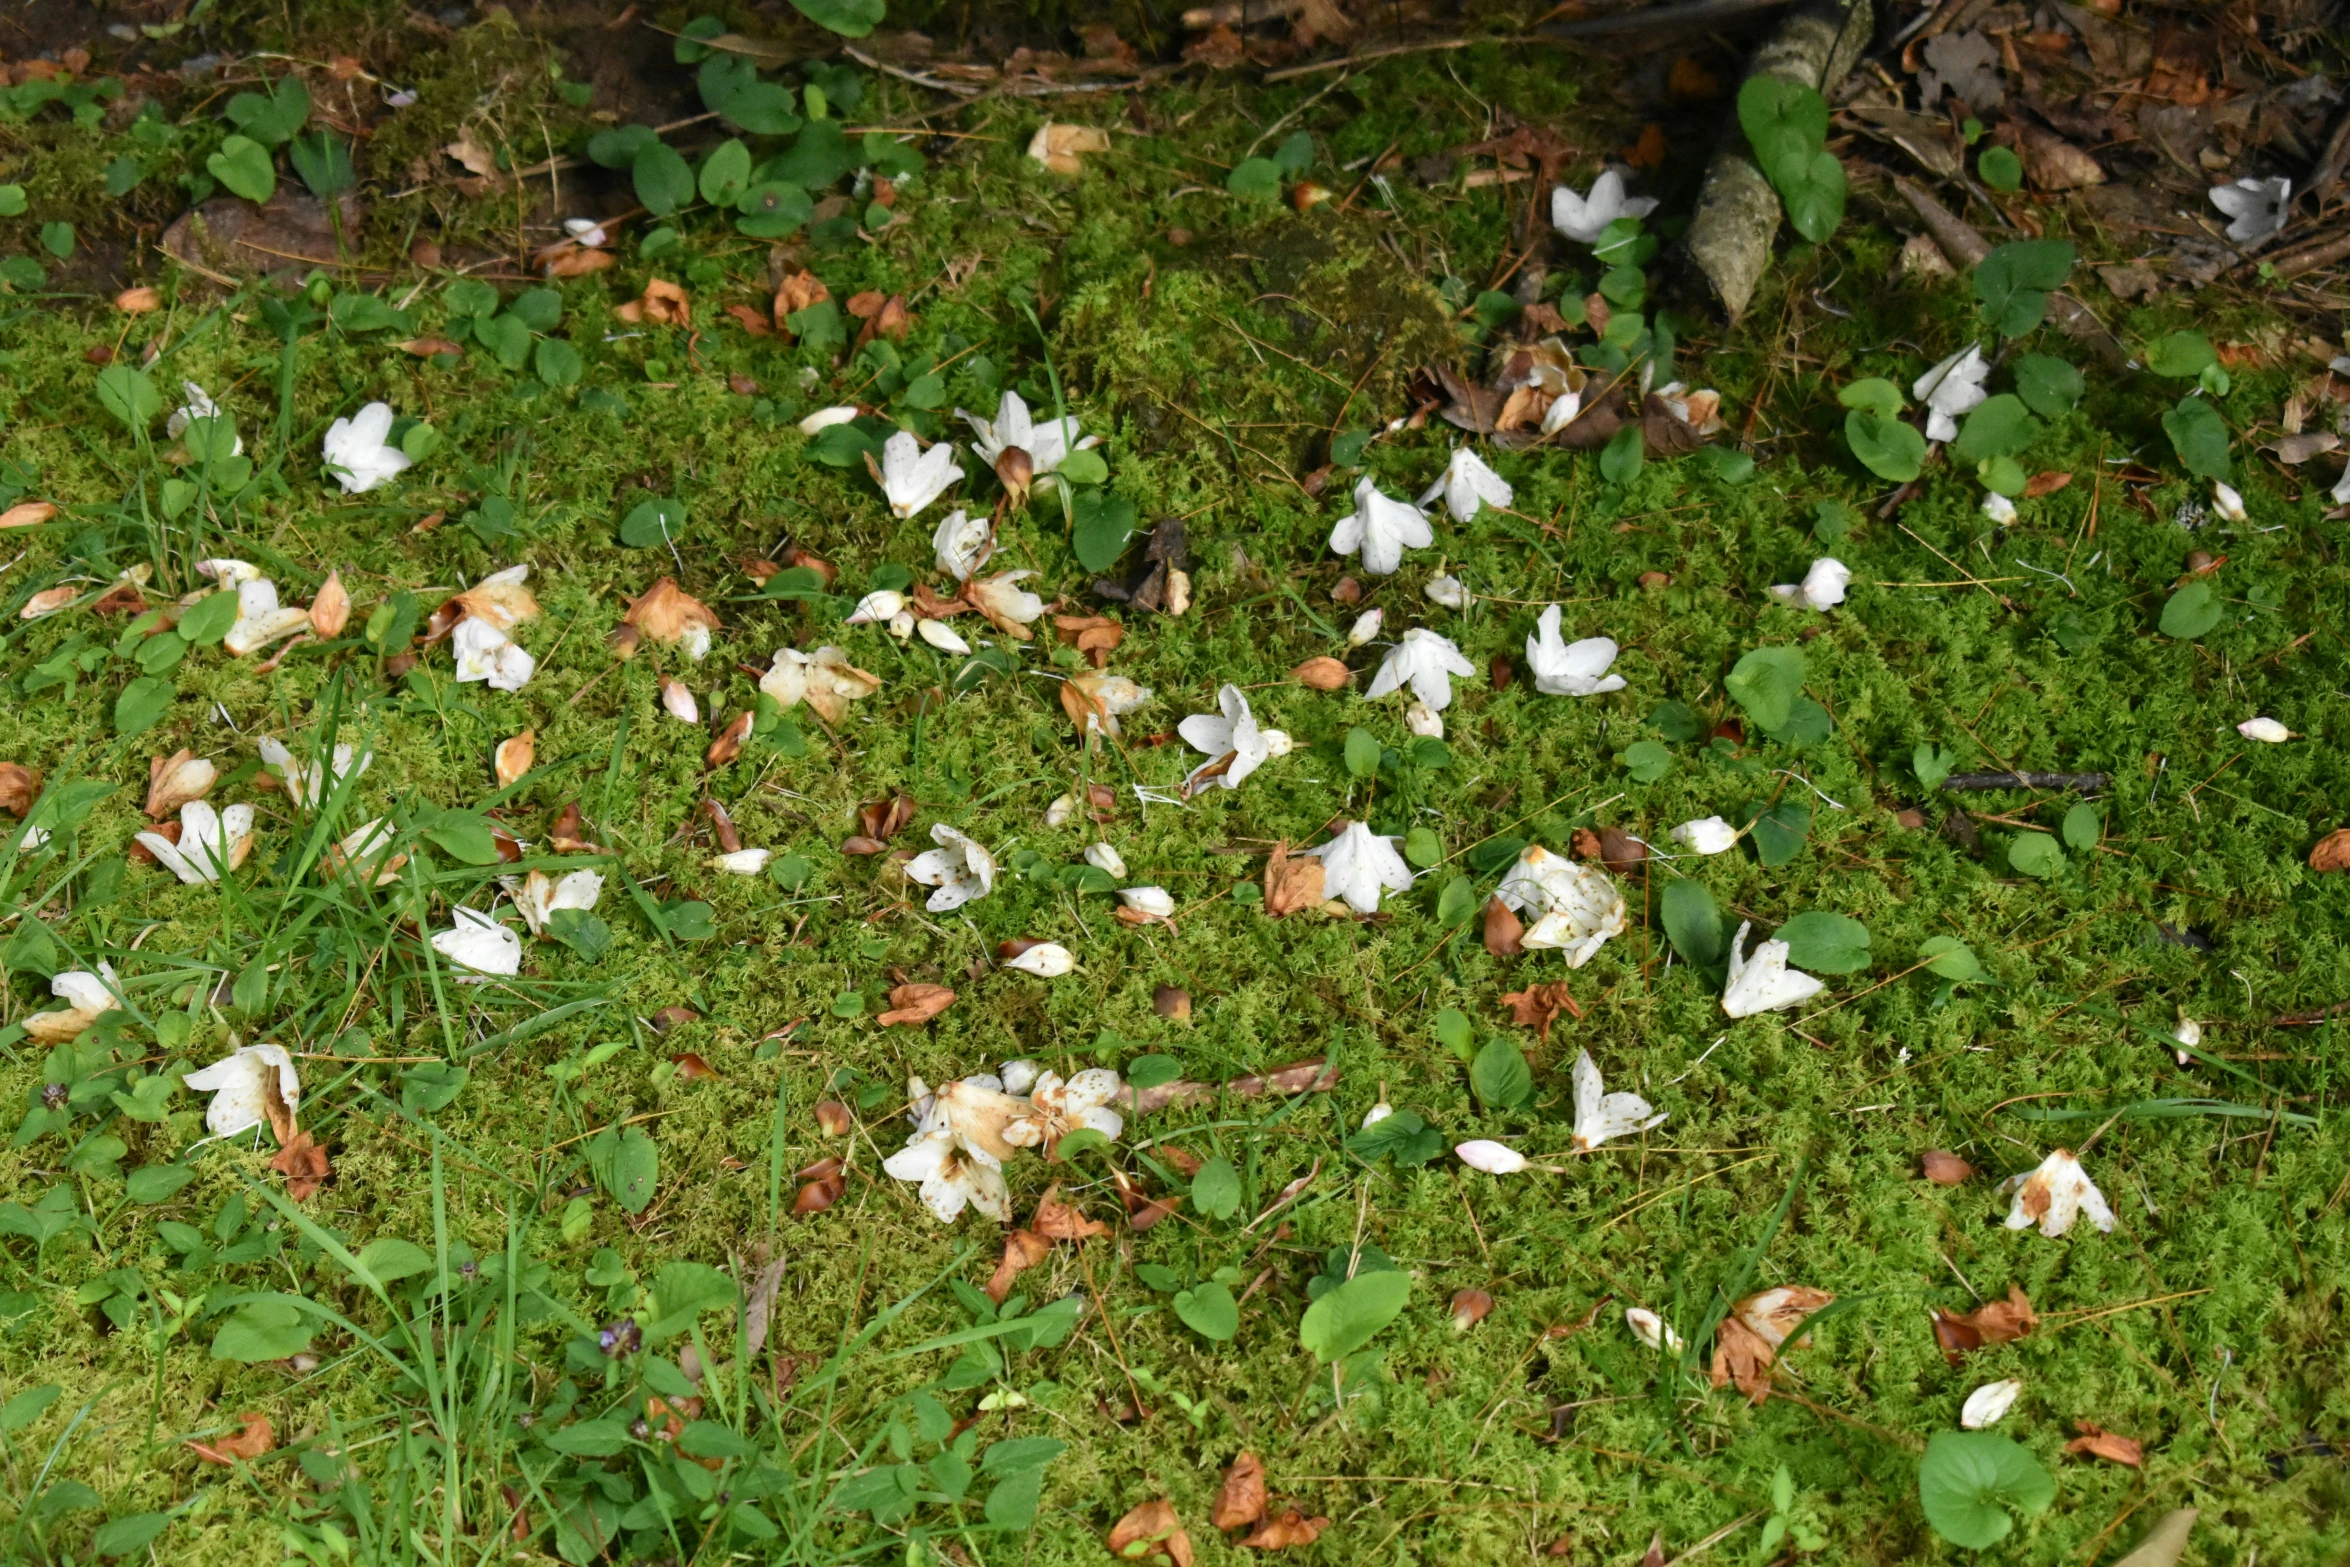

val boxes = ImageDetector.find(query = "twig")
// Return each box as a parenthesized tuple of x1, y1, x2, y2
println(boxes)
(1260, 33, 1546, 83)
(1940, 771, 2109, 794)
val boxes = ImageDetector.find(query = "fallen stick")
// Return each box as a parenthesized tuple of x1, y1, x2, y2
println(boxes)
(1940, 771, 2108, 794)
(1893, 177, 2129, 367)
(1130, 1056, 1339, 1114)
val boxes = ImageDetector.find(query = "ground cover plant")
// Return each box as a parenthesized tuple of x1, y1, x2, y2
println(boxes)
(1, 0, 2348, 1562)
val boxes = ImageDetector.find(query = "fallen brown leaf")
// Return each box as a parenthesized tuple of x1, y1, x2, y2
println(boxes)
(399, 336, 467, 357)
(2110, 1508, 2198, 1567)
(725, 302, 773, 336)
(2065, 1420, 2143, 1467)
(1263, 840, 1325, 917)
(1213, 1452, 1267, 1530)
(1709, 1315, 1777, 1404)
(774, 269, 830, 329)
(878, 983, 957, 1026)
(2311, 828, 2350, 873)
(2024, 470, 2074, 497)
(269, 1131, 330, 1200)
(1239, 1509, 1329, 1549)
(1483, 895, 1525, 956)
(1500, 981, 1583, 1042)
(1029, 121, 1113, 175)
(671, 1052, 720, 1081)
(1450, 1287, 1494, 1331)
(1031, 1185, 1110, 1242)
(1154, 984, 1192, 1020)
(1597, 826, 1647, 874)
(640, 277, 691, 327)
(0, 763, 36, 818)
(859, 793, 919, 841)
(1930, 1283, 2037, 1364)
(1643, 1531, 1667, 1567)
(622, 577, 722, 647)
(1921, 1149, 1974, 1185)
(985, 1229, 1051, 1303)
(188, 1411, 275, 1464)
(1106, 1498, 1193, 1567)
(1054, 613, 1125, 667)
(1735, 1285, 1833, 1349)
(706, 711, 752, 767)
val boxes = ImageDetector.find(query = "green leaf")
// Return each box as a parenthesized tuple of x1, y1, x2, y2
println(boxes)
(207, 135, 276, 203)
(1760, 697, 1831, 749)
(534, 337, 583, 387)
(2006, 832, 2064, 878)
(0, 185, 24, 217)
(1403, 826, 1442, 867)
(737, 181, 813, 238)
(328, 292, 406, 334)
(2061, 803, 2101, 851)
(664, 900, 716, 940)
(113, 676, 175, 737)
(620, 496, 688, 548)
(1271, 130, 1315, 173)
(2145, 331, 2215, 379)
(548, 908, 612, 960)
(1433, 874, 1475, 929)
(645, 1260, 737, 1342)
(1650, 700, 1702, 742)
(1917, 1432, 2054, 1549)
(1343, 727, 1381, 779)
(1951, 394, 2037, 464)
(1724, 646, 1805, 732)
(399, 1062, 468, 1116)
(225, 76, 310, 144)
(2162, 396, 2231, 480)
(177, 588, 241, 646)
(1977, 144, 2023, 191)
(1779, 148, 1845, 243)
(2012, 354, 2082, 416)
(632, 141, 695, 217)
(1056, 446, 1110, 487)
(1434, 1007, 1475, 1059)
(354, 1236, 435, 1285)
(604, 1127, 659, 1214)
(1916, 936, 1984, 982)
(1913, 742, 1956, 792)
(1660, 878, 1725, 970)
(1836, 377, 1905, 419)
(1974, 239, 2075, 338)
(420, 809, 501, 865)
(1598, 423, 1644, 486)
(209, 1294, 317, 1361)
(1226, 158, 1281, 200)
(1471, 1038, 1533, 1110)
(1773, 911, 1870, 973)
(805, 418, 873, 467)
(1748, 800, 1812, 866)
(474, 311, 530, 370)
(1190, 1157, 1242, 1220)
(698, 138, 753, 206)
(1, 1383, 59, 1431)
(95, 365, 162, 431)
(288, 131, 354, 198)
(1692, 445, 1756, 483)
(1172, 1280, 1239, 1341)
(1069, 487, 1136, 573)
(2158, 581, 2225, 640)
(40, 221, 74, 260)
(1977, 454, 2028, 497)
(790, 0, 887, 37)
(1737, 77, 1828, 179)
(770, 118, 858, 187)
(1347, 1109, 1444, 1166)
(92, 1514, 172, 1559)
(1845, 407, 1926, 481)
(125, 1164, 194, 1204)
(1298, 1270, 1411, 1361)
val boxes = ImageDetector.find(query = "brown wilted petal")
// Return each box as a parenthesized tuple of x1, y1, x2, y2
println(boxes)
(622, 577, 723, 647)
(1212, 1452, 1268, 1530)
(1263, 840, 1325, 917)
(399, 336, 468, 357)
(1029, 122, 1113, 175)
(1499, 981, 1582, 1043)
(1328, 576, 1361, 605)
(1053, 613, 1124, 667)
(18, 585, 76, 620)
(1489, 653, 1513, 690)
(641, 277, 691, 327)
(702, 796, 742, 854)
(1569, 827, 1603, 860)
(188, 1412, 276, 1465)
(650, 1006, 701, 1032)
(985, 1229, 1051, 1303)
(548, 801, 602, 854)
(878, 983, 957, 1026)
(778, 543, 837, 587)
(1734, 1286, 1834, 1349)
(706, 711, 753, 768)
(1921, 1150, 1975, 1185)
(1931, 1284, 2037, 1366)
(1030, 1185, 1109, 1242)
(797, 1157, 845, 1183)
(1930, 1308, 1982, 1366)
(814, 1100, 852, 1136)
(1450, 1288, 1495, 1332)
(1106, 1499, 1193, 1567)
(725, 302, 773, 337)
(1239, 1509, 1330, 1549)
(1292, 656, 1349, 690)
(2066, 1421, 2144, 1467)
(773, 269, 830, 330)
(309, 569, 351, 637)
(1483, 895, 1525, 956)
(995, 444, 1034, 502)
(1597, 827, 1648, 873)
(1709, 1316, 1777, 1405)
(1640, 570, 1672, 590)
(116, 286, 162, 313)
(494, 731, 535, 789)
(145, 750, 216, 820)
(2024, 471, 2073, 498)
(840, 834, 889, 855)
(661, 677, 700, 724)
(1159, 1145, 1203, 1177)
(1127, 1195, 1182, 1230)
(671, 1052, 720, 1081)
(92, 576, 148, 616)
(1154, 984, 1192, 1021)
(859, 793, 918, 841)
(607, 623, 643, 660)
(871, 293, 912, 342)
(793, 1174, 845, 1214)
(0, 763, 38, 817)
(2311, 829, 2350, 873)
(0, 501, 57, 530)
(269, 1131, 330, 1200)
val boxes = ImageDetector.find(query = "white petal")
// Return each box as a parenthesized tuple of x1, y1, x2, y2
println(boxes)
(1961, 1379, 2023, 1429)
(713, 848, 772, 874)
(1671, 816, 1738, 855)
(432, 908, 521, 978)
(797, 405, 858, 435)
(1721, 920, 1826, 1017)
(1455, 1139, 1527, 1174)
(1347, 608, 1383, 648)
(916, 618, 971, 655)
(1004, 942, 1074, 977)
(2237, 717, 2291, 743)
(1424, 573, 1470, 611)
(1625, 1306, 1684, 1352)
(1117, 885, 1175, 917)
(1084, 842, 1127, 878)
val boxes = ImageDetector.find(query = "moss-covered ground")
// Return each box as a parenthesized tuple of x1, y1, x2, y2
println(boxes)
(0, 5, 2346, 1564)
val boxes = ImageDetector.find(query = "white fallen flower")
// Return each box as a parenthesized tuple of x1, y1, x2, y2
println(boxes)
(1301, 820, 1415, 914)
(1571, 1049, 1664, 1152)
(1625, 1306, 1685, 1353)
(2171, 1015, 2203, 1066)
(1495, 845, 1625, 966)
(1065, 672, 1151, 738)
(2212, 481, 2247, 523)
(956, 390, 1097, 475)
(1962, 1379, 2023, 1430)
(797, 405, 858, 435)
(1347, 608, 1384, 648)
(1044, 793, 1076, 829)
(1003, 941, 1075, 977)
(917, 1075, 1028, 1161)
(1550, 169, 1657, 245)
(875, 430, 963, 520)
(137, 800, 255, 884)
(660, 677, 700, 724)
(1424, 573, 1470, 611)
(905, 823, 996, 912)
(1671, 816, 1738, 856)
(562, 216, 609, 247)
(222, 577, 313, 657)
(1330, 475, 1434, 576)
(1455, 1139, 1528, 1175)
(167, 383, 242, 455)
(759, 645, 883, 725)
(432, 907, 522, 978)
(999, 1059, 1042, 1096)
(1768, 557, 1851, 611)
(713, 848, 772, 875)
(321, 401, 413, 494)
(183, 1042, 300, 1141)
(931, 508, 995, 581)
(2210, 175, 2291, 244)
(501, 868, 603, 936)
(1417, 448, 1512, 522)
(452, 614, 536, 692)
(1722, 920, 1826, 1017)
(1360, 1101, 1394, 1130)
(1118, 885, 1175, 918)
(26, 965, 124, 1044)
(1404, 699, 1444, 738)
(196, 558, 262, 589)
(1526, 605, 1625, 696)
(327, 817, 403, 885)
(257, 735, 369, 811)
(2237, 716, 2291, 743)
(1004, 1067, 1125, 1150)
(1998, 1148, 2115, 1238)
(1366, 627, 1474, 711)
(845, 589, 906, 625)
(1914, 344, 1991, 444)
(917, 618, 971, 655)
(1179, 683, 1292, 795)
(1981, 491, 2018, 525)
(1541, 384, 1586, 434)
(1083, 841, 1127, 879)
(888, 609, 916, 640)
(883, 1130, 1011, 1224)
(968, 570, 1048, 635)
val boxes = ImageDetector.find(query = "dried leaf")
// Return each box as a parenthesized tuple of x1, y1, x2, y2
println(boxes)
(0, 763, 38, 817)
(1029, 121, 1114, 175)
(1483, 895, 1525, 956)
(878, 983, 957, 1026)
(308, 569, 351, 637)
(859, 793, 919, 841)
(1154, 984, 1192, 1020)
(494, 731, 535, 789)
(1499, 981, 1583, 1042)
(188, 1412, 276, 1464)
(1450, 1287, 1495, 1331)
(1106, 1499, 1193, 1567)
(2065, 1420, 2144, 1467)
(444, 130, 500, 179)
(706, 710, 753, 767)
(725, 302, 774, 336)
(1054, 613, 1125, 667)
(400, 336, 467, 357)
(671, 1052, 720, 1081)
(814, 1100, 852, 1136)
(92, 577, 149, 616)
(542, 245, 615, 280)
(1263, 840, 1325, 917)
(2110, 1509, 2198, 1567)
(1596, 826, 1648, 874)
(2311, 829, 2350, 873)
(641, 277, 691, 327)
(793, 1174, 845, 1214)
(269, 1131, 330, 1200)
(1239, 1509, 1329, 1549)
(2023, 471, 2073, 498)
(1709, 1315, 1777, 1404)
(1030, 1184, 1110, 1242)
(18, 585, 75, 620)
(1291, 656, 1349, 690)
(1735, 1285, 1833, 1349)
(623, 577, 723, 647)
(1213, 1452, 1268, 1530)
(985, 1229, 1051, 1303)
(1921, 1149, 1975, 1185)
(774, 269, 830, 329)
